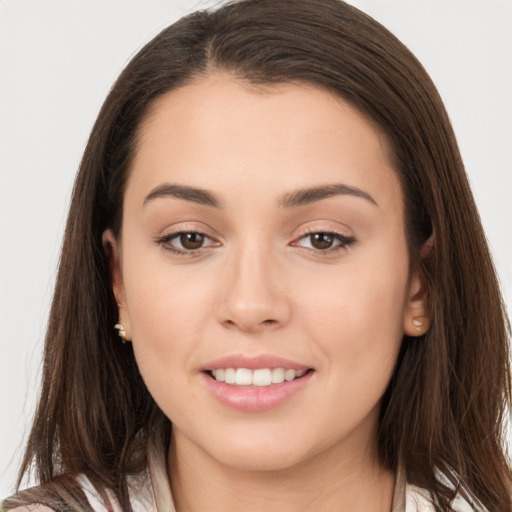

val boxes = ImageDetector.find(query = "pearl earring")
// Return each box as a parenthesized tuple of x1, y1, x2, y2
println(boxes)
(114, 323, 128, 343)
(412, 318, 423, 332)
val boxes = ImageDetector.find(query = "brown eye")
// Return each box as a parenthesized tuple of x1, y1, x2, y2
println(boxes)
(310, 233, 335, 250)
(179, 232, 205, 250)
(156, 230, 219, 256)
(291, 231, 356, 253)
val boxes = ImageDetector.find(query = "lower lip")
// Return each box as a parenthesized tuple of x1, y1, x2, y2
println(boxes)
(201, 371, 313, 412)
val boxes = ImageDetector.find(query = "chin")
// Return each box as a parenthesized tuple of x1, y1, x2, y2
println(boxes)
(195, 425, 321, 473)
(212, 444, 309, 473)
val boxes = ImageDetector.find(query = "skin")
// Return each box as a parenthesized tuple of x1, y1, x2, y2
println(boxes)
(104, 73, 429, 512)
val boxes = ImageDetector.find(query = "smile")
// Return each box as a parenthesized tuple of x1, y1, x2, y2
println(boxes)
(210, 367, 307, 387)
(202, 356, 314, 412)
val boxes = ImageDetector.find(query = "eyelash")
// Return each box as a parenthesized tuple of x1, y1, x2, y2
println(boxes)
(154, 231, 218, 257)
(154, 230, 356, 257)
(292, 230, 356, 255)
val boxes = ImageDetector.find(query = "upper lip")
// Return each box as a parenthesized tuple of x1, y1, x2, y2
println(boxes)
(202, 354, 312, 371)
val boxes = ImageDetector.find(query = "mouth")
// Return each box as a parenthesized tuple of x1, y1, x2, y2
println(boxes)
(201, 355, 315, 411)
(205, 367, 312, 387)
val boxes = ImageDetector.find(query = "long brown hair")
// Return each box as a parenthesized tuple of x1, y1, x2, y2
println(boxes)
(5, 0, 511, 510)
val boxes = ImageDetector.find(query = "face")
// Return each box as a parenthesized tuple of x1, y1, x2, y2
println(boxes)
(105, 73, 428, 473)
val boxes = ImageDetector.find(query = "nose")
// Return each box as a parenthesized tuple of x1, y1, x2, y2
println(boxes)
(217, 244, 292, 332)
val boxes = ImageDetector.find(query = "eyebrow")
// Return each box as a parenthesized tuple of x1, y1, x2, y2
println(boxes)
(144, 184, 222, 208)
(279, 184, 378, 208)
(143, 182, 377, 209)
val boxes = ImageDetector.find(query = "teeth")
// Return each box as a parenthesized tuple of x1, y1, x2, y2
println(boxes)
(253, 368, 272, 386)
(235, 368, 252, 386)
(224, 368, 236, 384)
(211, 367, 308, 387)
(284, 369, 295, 381)
(271, 368, 285, 384)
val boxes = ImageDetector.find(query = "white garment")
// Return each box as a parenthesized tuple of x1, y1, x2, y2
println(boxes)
(405, 483, 485, 512)
(73, 473, 486, 512)
(76, 473, 157, 511)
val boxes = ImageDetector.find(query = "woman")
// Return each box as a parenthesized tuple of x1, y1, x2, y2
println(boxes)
(3, 0, 511, 510)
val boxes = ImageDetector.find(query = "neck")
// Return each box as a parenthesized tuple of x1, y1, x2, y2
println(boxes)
(167, 430, 395, 512)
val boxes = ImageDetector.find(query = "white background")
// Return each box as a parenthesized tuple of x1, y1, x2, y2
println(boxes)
(1, 0, 511, 498)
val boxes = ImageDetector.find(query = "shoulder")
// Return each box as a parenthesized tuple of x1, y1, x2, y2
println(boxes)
(77, 473, 156, 512)
(406, 483, 436, 511)
(2, 472, 155, 512)
(405, 479, 489, 512)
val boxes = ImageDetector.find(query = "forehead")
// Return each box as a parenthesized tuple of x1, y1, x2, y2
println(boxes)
(127, 73, 402, 216)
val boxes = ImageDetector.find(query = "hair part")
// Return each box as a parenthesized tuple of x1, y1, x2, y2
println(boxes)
(5, 1, 511, 511)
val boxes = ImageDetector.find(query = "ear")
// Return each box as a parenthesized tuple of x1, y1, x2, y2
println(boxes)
(102, 229, 131, 340)
(420, 231, 435, 260)
(403, 270, 430, 337)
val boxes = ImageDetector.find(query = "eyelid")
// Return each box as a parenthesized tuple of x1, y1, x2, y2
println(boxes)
(292, 221, 354, 240)
(289, 223, 356, 254)
(154, 224, 221, 257)
(292, 231, 355, 248)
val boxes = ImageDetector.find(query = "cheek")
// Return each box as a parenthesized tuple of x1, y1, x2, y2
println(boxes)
(120, 247, 219, 382)
(297, 268, 408, 435)
(122, 262, 215, 422)
(124, 240, 215, 324)
(297, 255, 409, 374)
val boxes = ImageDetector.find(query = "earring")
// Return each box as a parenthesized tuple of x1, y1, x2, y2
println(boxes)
(412, 318, 423, 332)
(114, 323, 128, 343)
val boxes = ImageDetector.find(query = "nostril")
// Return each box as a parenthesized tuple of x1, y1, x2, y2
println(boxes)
(222, 317, 279, 331)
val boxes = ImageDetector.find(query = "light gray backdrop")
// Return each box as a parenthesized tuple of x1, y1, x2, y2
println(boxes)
(1, 0, 511, 497)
